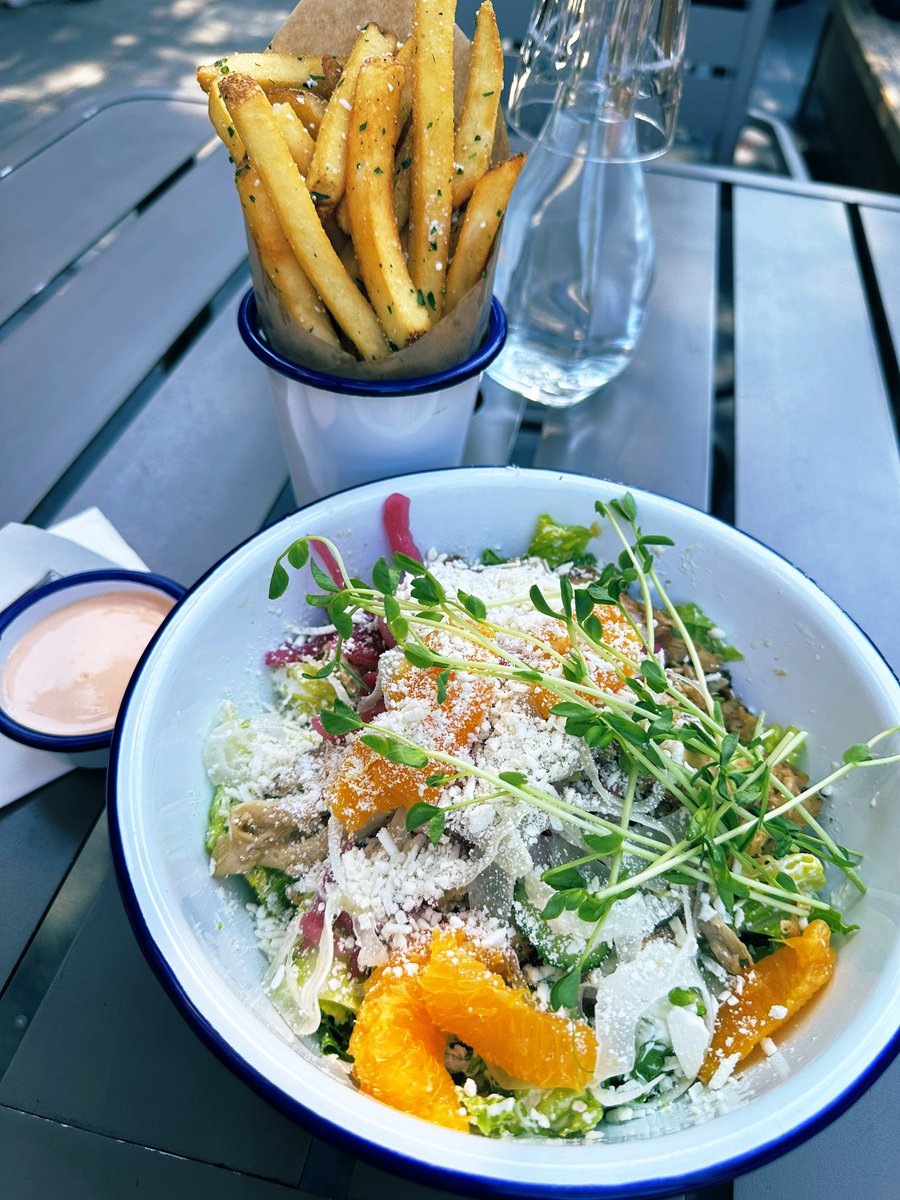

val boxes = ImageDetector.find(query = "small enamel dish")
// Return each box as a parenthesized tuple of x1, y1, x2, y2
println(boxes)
(109, 468, 900, 1197)
(0, 569, 184, 768)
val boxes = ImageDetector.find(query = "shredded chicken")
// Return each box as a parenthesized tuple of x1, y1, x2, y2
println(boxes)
(697, 912, 752, 974)
(213, 801, 326, 876)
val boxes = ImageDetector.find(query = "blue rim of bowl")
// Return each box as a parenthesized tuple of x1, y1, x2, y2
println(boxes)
(237, 289, 508, 397)
(0, 568, 185, 753)
(107, 466, 900, 1199)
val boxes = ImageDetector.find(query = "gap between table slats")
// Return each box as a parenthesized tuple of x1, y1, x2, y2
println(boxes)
(1, 146, 246, 527)
(0, 98, 213, 329)
(856, 206, 900, 419)
(0, 872, 312, 1186)
(0, 775, 104, 997)
(49, 291, 286, 586)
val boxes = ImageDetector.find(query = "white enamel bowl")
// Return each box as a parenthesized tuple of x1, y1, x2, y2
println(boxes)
(110, 467, 900, 1198)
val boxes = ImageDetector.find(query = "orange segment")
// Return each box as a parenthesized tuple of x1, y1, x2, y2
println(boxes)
(699, 919, 835, 1083)
(532, 605, 644, 718)
(419, 930, 597, 1090)
(332, 646, 493, 835)
(349, 961, 467, 1131)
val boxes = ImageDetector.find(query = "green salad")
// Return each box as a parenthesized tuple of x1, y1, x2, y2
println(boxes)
(203, 493, 897, 1137)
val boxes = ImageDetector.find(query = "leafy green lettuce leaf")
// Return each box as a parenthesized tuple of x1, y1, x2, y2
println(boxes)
(460, 1087, 603, 1138)
(245, 866, 294, 912)
(205, 785, 230, 853)
(674, 602, 743, 662)
(272, 663, 336, 715)
(481, 514, 600, 569)
(314, 1009, 355, 1062)
(527, 514, 601, 568)
(760, 723, 802, 764)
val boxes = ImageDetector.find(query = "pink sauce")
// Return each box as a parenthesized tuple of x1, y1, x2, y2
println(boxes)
(1, 588, 174, 736)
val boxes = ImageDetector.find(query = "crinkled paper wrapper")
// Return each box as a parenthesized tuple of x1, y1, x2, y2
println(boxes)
(247, 0, 509, 381)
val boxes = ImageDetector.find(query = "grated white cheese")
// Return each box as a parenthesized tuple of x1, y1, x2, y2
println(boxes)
(707, 1052, 740, 1090)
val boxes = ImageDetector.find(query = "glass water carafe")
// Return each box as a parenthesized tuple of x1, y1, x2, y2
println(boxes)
(488, 0, 687, 407)
(490, 118, 655, 407)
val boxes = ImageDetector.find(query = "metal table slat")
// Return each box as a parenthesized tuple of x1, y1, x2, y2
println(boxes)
(0, 98, 212, 327)
(1, 148, 247, 527)
(732, 185, 900, 669)
(534, 171, 718, 513)
(50, 290, 286, 584)
(859, 204, 900, 358)
(0, 1105, 314, 1200)
(0, 872, 313, 1186)
(0, 775, 103, 990)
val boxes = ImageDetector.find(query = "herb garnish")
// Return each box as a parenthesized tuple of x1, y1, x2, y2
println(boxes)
(269, 496, 900, 1009)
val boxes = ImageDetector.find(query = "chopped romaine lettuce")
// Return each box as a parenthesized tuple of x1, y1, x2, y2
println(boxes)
(272, 663, 336, 715)
(245, 866, 294, 913)
(775, 852, 827, 894)
(203, 703, 318, 792)
(460, 1087, 604, 1138)
(527, 513, 601, 568)
(631, 1040, 671, 1083)
(205, 785, 230, 853)
(673, 602, 743, 662)
(761, 723, 803, 764)
(740, 853, 828, 937)
(293, 945, 365, 1022)
(314, 1008, 355, 1062)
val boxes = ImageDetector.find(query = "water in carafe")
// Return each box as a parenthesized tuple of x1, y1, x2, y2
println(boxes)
(489, 111, 655, 407)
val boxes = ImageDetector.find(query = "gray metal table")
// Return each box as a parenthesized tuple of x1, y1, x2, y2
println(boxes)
(1, 93, 899, 1200)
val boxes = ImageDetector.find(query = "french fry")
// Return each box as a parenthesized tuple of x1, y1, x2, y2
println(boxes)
(451, 1, 503, 207)
(346, 57, 431, 348)
(444, 153, 525, 313)
(208, 80, 245, 162)
(338, 238, 365, 292)
(392, 124, 413, 231)
(221, 74, 389, 360)
(396, 35, 415, 131)
(198, 54, 328, 96)
(214, 76, 314, 177)
(409, 0, 456, 322)
(266, 88, 326, 137)
(305, 24, 397, 215)
(334, 68, 406, 233)
(272, 103, 315, 174)
(234, 161, 339, 348)
(335, 194, 352, 236)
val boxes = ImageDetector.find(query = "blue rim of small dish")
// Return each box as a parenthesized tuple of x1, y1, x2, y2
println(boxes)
(0, 568, 184, 753)
(237, 288, 508, 397)
(106, 466, 900, 1199)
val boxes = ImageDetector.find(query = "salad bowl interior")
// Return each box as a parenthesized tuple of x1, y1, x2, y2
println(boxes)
(111, 466, 900, 1198)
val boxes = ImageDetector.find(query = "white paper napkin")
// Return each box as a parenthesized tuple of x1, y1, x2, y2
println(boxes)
(0, 509, 149, 810)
